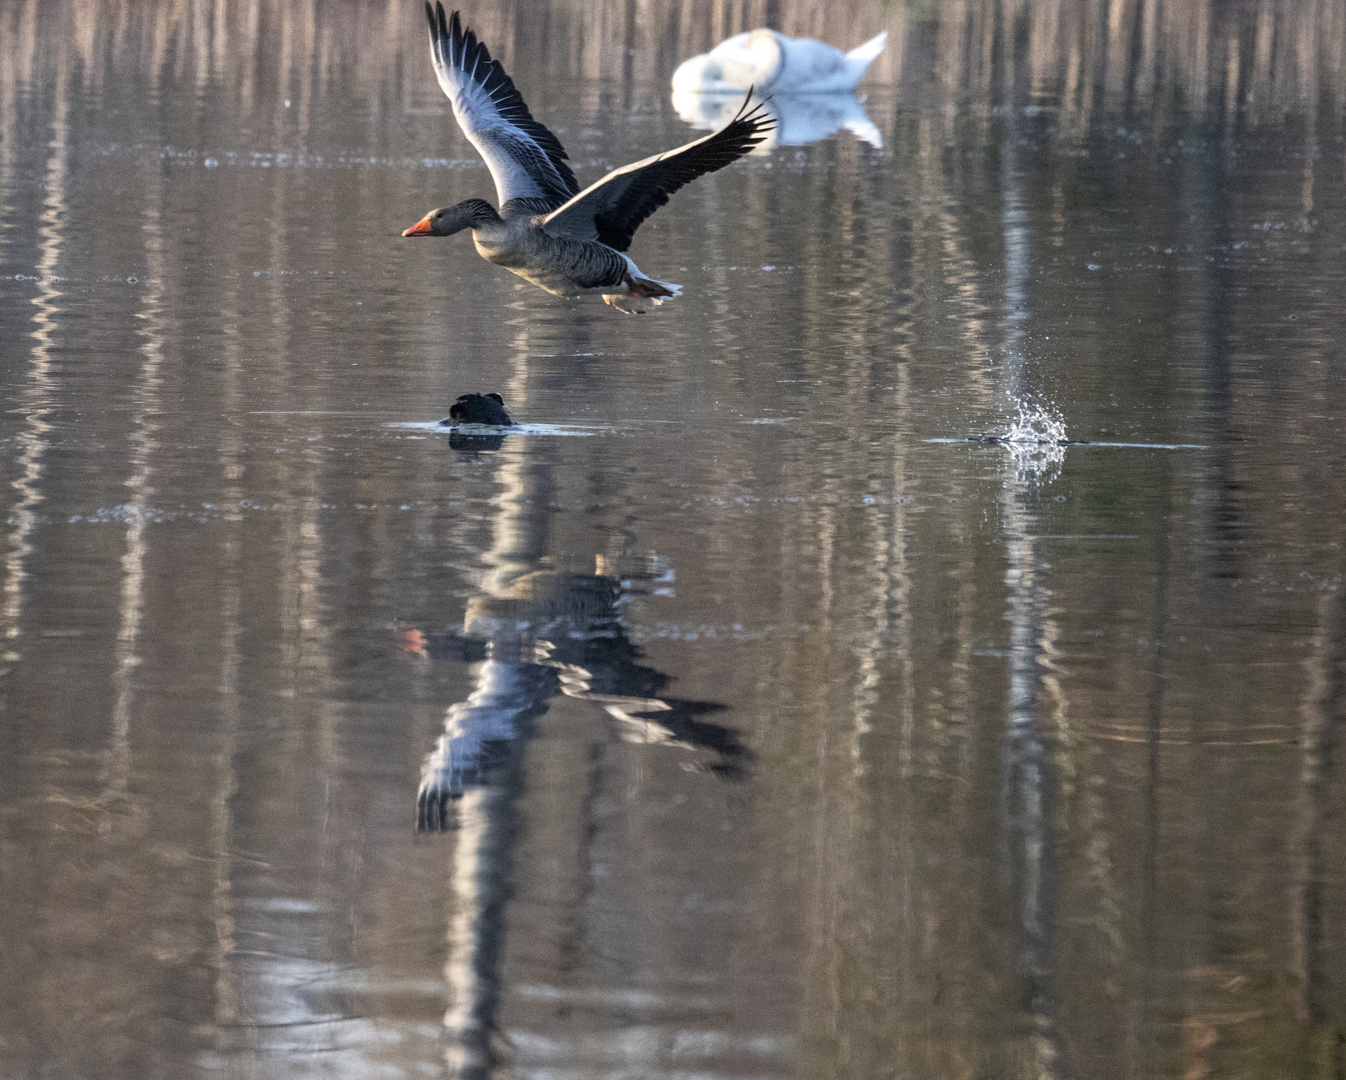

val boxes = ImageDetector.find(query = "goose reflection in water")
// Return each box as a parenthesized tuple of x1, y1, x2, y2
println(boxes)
(671, 90, 883, 151)
(402, 554, 746, 1074)
(406, 555, 747, 832)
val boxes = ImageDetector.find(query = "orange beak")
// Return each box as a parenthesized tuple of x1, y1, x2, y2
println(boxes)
(402, 214, 434, 237)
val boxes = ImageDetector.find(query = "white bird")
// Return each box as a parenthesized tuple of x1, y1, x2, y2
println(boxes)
(672, 28, 888, 96)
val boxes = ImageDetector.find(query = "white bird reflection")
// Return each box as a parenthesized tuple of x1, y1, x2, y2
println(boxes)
(672, 89, 883, 152)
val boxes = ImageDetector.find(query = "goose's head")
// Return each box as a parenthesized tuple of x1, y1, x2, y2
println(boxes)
(402, 198, 499, 237)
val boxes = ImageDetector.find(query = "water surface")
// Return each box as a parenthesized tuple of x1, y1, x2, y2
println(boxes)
(3, 1, 1346, 1077)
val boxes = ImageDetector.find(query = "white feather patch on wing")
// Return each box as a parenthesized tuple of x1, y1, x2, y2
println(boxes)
(426, 6, 577, 207)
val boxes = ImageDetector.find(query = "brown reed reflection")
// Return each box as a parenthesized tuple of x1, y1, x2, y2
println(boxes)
(4, 1, 1341, 134)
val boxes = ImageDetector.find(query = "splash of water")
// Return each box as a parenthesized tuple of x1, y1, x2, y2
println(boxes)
(1002, 402, 1066, 483)
(1003, 403, 1068, 447)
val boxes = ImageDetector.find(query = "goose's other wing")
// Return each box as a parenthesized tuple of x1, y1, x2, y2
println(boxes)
(425, 3, 578, 208)
(539, 96, 775, 252)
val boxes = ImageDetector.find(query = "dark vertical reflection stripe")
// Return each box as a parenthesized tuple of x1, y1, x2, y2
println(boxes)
(1293, 579, 1346, 1029)
(1137, 452, 1173, 1080)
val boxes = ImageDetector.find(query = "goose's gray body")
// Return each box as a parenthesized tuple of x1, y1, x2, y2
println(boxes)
(470, 208, 641, 296)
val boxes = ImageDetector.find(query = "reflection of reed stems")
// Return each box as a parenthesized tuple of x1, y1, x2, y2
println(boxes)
(11, 3, 1338, 151)
(1291, 584, 1346, 1026)
(1, 64, 63, 678)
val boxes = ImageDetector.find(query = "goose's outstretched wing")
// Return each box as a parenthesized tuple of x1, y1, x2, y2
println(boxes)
(539, 96, 775, 252)
(424, 3, 578, 208)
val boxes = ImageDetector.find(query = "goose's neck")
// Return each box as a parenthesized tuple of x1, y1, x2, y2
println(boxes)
(452, 198, 504, 231)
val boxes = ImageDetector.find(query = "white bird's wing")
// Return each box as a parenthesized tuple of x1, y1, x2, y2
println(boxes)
(540, 96, 774, 253)
(424, 3, 578, 209)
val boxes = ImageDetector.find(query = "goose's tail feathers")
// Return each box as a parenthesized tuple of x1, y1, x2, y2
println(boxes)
(629, 276, 681, 300)
(603, 276, 682, 315)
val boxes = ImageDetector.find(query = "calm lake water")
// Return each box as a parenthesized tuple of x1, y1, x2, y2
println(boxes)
(4, 1, 1346, 1077)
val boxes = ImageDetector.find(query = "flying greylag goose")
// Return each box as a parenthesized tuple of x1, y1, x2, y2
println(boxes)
(672, 28, 887, 95)
(403, 4, 775, 314)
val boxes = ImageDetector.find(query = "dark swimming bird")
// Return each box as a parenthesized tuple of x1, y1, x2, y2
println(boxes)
(439, 392, 514, 427)
(402, 3, 775, 313)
